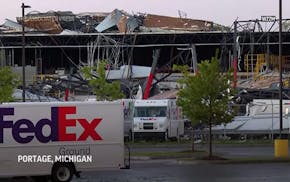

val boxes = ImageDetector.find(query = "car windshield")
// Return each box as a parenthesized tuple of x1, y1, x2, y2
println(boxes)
(134, 107, 167, 117)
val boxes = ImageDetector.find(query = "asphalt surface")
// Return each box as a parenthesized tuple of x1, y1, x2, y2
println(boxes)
(75, 160, 290, 182)
(1, 143, 290, 182)
(3, 161, 290, 182)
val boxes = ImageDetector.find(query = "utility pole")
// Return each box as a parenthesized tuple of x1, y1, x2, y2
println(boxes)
(233, 21, 237, 88)
(279, 0, 283, 138)
(21, 3, 31, 102)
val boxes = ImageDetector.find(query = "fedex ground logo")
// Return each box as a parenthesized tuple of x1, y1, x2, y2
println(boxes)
(0, 106, 103, 144)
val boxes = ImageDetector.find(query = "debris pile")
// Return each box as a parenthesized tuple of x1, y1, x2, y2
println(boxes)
(238, 71, 290, 89)
(238, 76, 280, 89)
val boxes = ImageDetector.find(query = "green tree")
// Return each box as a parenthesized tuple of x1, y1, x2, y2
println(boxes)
(0, 66, 19, 102)
(174, 55, 235, 158)
(81, 61, 124, 101)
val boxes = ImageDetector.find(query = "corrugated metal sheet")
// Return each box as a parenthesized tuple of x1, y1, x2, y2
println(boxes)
(1, 19, 36, 33)
(95, 9, 122, 32)
(143, 14, 213, 31)
(2, 19, 22, 30)
(95, 9, 140, 33)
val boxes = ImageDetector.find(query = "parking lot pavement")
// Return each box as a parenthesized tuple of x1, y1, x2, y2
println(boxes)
(0, 142, 286, 182)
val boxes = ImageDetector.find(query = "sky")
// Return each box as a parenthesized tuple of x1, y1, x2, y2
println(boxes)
(0, 0, 290, 26)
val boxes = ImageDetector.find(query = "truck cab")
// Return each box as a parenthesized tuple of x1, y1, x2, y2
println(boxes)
(133, 99, 184, 140)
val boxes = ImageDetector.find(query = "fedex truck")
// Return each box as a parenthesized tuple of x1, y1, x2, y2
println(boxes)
(0, 101, 128, 182)
(133, 99, 184, 140)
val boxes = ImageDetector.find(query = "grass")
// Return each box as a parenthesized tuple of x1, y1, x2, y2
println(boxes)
(210, 139, 274, 145)
(126, 139, 275, 147)
(129, 139, 290, 164)
(131, 149, 290, 164)
(126, 139, 191, 146)
(213, 157, 290, 164)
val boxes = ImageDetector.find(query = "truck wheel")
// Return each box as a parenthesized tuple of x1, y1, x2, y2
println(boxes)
(164, 130, 169, 141)
(51, 163, 74, 182)
(129, 130, 133, 141)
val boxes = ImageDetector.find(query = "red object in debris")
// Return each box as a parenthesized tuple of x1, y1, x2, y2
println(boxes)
(143, 73, 154, 99)
(233, 58, 237, 88)
(65, 89, 69, 101)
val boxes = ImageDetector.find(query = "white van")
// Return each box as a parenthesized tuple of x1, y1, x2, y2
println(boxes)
(0, 101, 128, 182)
(133, 99, 184, 140)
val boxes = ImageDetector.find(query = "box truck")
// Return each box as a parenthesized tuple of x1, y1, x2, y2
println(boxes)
(133, 99, 184, 140)
(0, 101, 128, 182)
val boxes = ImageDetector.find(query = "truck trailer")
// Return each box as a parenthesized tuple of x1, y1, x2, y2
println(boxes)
(133, 99, 184, 140)
(0, 101, 128, 182)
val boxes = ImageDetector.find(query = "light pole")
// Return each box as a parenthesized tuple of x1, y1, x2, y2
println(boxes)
(21, 3, 31, 102)
(278, 0, 283, 138)
(233, 21, 237, 88)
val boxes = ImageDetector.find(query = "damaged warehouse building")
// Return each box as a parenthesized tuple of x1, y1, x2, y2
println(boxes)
(1, 9, 290, 103)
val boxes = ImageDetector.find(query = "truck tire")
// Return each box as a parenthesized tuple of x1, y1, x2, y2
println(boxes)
(129, 130, 133, 141)
(164, 130, 169, 141)
(51, 163, 74, 182)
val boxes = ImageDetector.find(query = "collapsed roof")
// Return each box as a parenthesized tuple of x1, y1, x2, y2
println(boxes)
(0, 9, 228, 34)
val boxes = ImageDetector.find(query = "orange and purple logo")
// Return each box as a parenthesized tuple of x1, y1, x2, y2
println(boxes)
(0, 106, 102, 143)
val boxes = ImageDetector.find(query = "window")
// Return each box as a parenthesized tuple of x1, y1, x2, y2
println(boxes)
(134, 107, 167, 117)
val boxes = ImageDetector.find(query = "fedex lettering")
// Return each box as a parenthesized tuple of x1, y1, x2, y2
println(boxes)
(0, 106, 102, 144)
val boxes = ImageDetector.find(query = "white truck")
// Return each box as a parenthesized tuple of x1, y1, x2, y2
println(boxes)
(133, 99, 184, 140)
(0, 101, 128, 182)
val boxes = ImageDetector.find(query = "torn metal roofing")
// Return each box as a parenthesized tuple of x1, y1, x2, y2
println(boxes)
(95, 9, 123, 32)
(15, 11, 81, 34)
(2, 19, 22, 30)
(17, 16, 63, 34)
(1, 19, 37, 33)
(143, 14, 213, 32)
(0, 9, 226, 34)
(95, 9, 141, 33)
(117, 15, 140, 33)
